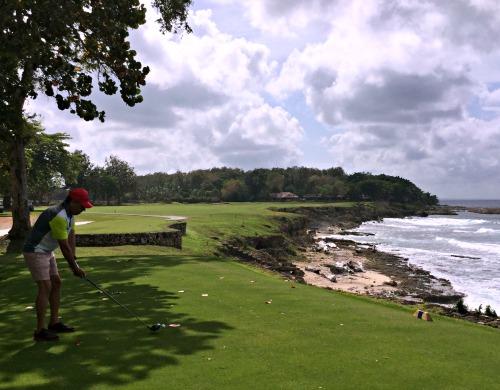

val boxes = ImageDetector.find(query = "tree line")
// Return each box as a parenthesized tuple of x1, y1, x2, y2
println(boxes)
(134, 167, 438, 205)
(0, 126, 438, 207)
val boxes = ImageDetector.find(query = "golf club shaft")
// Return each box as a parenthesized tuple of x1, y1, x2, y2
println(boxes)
(83, 276, 151, 330)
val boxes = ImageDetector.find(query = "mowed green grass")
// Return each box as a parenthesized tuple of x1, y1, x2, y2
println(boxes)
(0, 203, 498, 389)
(76, 202, 325, 254)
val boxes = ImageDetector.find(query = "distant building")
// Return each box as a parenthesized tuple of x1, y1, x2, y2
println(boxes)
(271, 192, 300, 201)
(302, 194, 320, 201)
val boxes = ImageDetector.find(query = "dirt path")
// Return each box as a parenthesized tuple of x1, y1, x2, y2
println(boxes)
(0, 217, 11, 230)
(0, 216, 39, 236)
(0, 216, 16, 235)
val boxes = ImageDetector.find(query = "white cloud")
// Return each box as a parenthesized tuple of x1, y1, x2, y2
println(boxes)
(25, 0, 500, 199)
(213, 103, 305, 168)
(262, 0, 500, 198)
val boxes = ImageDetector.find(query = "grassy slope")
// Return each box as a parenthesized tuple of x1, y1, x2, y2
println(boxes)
(0, 203, 498, 389)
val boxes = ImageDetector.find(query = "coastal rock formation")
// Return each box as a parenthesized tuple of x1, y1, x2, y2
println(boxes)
(316, 236, 465, 305)
(219, 241, 305, 281)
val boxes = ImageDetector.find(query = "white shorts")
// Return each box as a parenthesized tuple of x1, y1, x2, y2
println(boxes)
(24, 252, 59, 281)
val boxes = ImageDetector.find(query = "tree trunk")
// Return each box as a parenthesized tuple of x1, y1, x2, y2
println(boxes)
(3, 194, 11, 209)
(8, 137, 31, 239)
(6, 58, 35, 239)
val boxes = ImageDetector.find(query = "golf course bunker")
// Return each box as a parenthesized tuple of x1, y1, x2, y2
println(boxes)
(76, 221, 94, 225)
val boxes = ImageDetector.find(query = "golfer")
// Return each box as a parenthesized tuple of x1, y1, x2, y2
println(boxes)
(23, 188, 92, 342)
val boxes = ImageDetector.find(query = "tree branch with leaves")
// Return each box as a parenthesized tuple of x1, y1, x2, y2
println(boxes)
(0, 0, 192, 238)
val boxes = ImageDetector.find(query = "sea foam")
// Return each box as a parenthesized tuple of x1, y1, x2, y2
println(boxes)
(343, 211, 500, 310)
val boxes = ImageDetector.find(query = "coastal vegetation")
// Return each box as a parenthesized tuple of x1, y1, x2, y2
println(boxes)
(1, 145, 438, 211)
(1, 202, 498, 389)
(461, 301, 498, 319)
(133, 167, 438, 205)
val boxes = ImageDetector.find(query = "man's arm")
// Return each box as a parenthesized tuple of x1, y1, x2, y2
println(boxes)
(68, 229, 76, 256)
(59, 232, 85, 278)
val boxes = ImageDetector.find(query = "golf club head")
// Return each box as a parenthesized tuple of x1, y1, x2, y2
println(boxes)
(149, 323, 164, 331)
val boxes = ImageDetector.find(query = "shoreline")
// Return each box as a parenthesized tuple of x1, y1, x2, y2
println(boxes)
(292, 226, 465, 306)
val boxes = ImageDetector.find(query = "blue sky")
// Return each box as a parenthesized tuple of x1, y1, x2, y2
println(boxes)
(28, 0, 500, 199)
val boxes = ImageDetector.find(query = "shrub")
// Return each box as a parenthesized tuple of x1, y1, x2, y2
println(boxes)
(454, 298, 469, 315)
(484, 305, 498, 318)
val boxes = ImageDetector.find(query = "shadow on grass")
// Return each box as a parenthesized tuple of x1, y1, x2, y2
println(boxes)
(0, 249, 234, 389)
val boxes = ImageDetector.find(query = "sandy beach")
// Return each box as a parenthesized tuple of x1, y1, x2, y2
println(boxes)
(291, 226, 465, 305)
(294, 247, 398, 297)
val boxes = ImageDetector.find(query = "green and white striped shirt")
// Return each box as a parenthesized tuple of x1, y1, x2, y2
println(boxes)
(23, 202, 75, 253)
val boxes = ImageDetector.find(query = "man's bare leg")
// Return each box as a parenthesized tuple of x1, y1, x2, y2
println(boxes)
(48, 274, 61, 325)
(35, 280, 52, 331)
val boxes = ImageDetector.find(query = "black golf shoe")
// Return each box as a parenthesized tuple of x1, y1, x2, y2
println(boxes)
(48, 322, 76, 333)
(34, 328, 60, 342)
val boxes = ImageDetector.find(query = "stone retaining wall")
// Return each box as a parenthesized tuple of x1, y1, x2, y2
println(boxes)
(76, 230, 182, 249)
(167, 222, 187, 236)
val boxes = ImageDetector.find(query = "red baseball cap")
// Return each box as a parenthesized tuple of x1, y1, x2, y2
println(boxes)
(69, 188, 93, 209)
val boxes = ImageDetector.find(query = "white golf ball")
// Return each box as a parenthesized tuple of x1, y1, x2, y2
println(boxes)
(161, 324, 166, 328)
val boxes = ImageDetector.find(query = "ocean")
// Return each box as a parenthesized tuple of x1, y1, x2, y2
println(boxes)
(323, 199, 500, 312)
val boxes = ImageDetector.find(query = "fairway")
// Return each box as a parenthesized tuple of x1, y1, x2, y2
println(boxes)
(1, 203, 499, 389)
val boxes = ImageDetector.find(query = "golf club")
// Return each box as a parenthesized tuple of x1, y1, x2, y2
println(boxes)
(83, 276, 164, 332)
